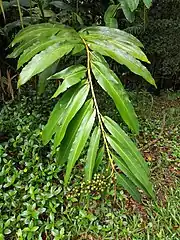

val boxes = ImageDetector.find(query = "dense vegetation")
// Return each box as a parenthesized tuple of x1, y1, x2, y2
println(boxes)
(1, 88, 179, 239)
(0, 0, 180, 239)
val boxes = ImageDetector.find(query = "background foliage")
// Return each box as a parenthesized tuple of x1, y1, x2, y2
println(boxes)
(1, 0, 180, 93)
(0, 0, 180, 239)
(138, 0, 180, 89)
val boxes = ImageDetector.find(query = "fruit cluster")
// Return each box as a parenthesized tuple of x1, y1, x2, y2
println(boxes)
(66, 172, 113, 199)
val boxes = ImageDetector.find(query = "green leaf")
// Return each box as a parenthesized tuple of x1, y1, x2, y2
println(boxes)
(113, 154, 149, 197)
(17, 29, 81, 69)
(8, 26, 67, 58)
(89, 41, 156, 86)
(17, 37, 65, 69)
(71, 44, 85, 55)
(104, 4, 120, 28)
(74, 13, 84, 26)
(91, 61, 139, 133)
(85, 126, 101, 181)
(103, 116, 148, 174)
(80, 26, 143, 47)
(42, 87, 76, 145)
(106, 134, 154, 198)
(49, 1, 73, 10)
(38, 61, 59, 95)
(56, 99, 94, 165)
(18, 42, 74, 87)
(126, 0, 139, 12)
(93, 146, 104, 174)
(143, 0, 152, 8)
(4, 228, 11, 235)
(31, 226, 39, 232)
(8, 36, 42, 58)
(64, 108, 96, 185)
(11, 23, 64, 46)
(53, 81, 90, 151)
(107, 18, 118, 29)
(120, 0, 135, 22)
(49, 65, 87, 98)
(116, 173, 141, 202)
(88, 37, 148, 62)
(91, 52, 109, 67)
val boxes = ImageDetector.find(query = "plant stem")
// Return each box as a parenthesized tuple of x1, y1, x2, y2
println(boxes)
(0, 0, 6, 24)
(29, 0, 32, 23)
(37, 0, 44, 20)
(82, 39, 115, 172)
(16, 0, 24, 28)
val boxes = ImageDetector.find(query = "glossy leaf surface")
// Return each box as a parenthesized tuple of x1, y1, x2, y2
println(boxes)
(106, 134, 154, 198)
(49, 65, 86, 98)
(79, 26, 143, 47)
(53, 82, 89, 151)
(116, 173, 141, 202)
(85, 126, 101, 181)
(103, 116, 148, 174)
(18, 43, 74, 87)
(92, 61, 139, 133)
(56, 100, 94, 165)
(64, 109, 96, 185)
(42, 87, 75, 145)
(89, 41, 155, 86)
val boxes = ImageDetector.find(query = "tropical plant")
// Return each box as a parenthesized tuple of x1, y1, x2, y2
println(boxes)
(104, 0, 152, 25)
(8, 0, 155, 202)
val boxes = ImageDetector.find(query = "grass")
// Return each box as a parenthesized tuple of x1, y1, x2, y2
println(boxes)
(0, 88, 180, 239)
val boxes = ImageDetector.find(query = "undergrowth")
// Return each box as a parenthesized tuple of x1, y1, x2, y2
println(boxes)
(0, 89, 179, 240)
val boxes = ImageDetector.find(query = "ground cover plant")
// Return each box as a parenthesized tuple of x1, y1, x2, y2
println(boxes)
(0, 89, 179, 239)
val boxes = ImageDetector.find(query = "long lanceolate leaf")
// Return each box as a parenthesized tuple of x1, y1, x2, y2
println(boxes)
(42, 87, 76, 145)
(8, 36, 44, 58)
(38, 61, 59, 95)
(103, 116, 149, 174)
(11, 23, 65, 46)
(116, 173, 141, 202)
(56, 100, 94, 165)
(53, 81, 90, 151)
(106, 135, 154, 198)
(93, 146, 104, 174)
(91, 61, 139, 134)
(113, 154, 151, 198)
(18, 43, 74, 87)
(85, 126, 101, 181)
(64, 108, 96, 185)
(84, 36, 148, 62)
(79, 26, 143, 47)
(42, 82, 89, 146)
(80, 26, 156, 86)
(48, 65, 87, 98)
(17, 37, 75, 69)
(9, 26, 81, 59)
(89, 41, 155, 86)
